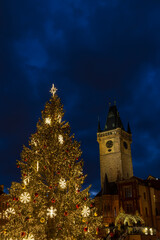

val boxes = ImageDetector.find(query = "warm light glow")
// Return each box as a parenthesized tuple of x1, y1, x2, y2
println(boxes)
(50, 83, 57, 96)
(149, 228, 153, 235)
(82, 206, 90, 217)
(57, 114, 62, 123)
(107, 228, 110, 234)
(5, 208, 15, 218)
(23, 176, 30, 186)
(4, 87, 103, 239)
(37, 161, 39, 171)
(59, 178, 66, 189)
(31, 139, 37, 146)
(144, 227, 148, 235)
(47, 206, 57, 218)
(153, 195, 156, 202)
(20, 192, 31, 203)
(23, 233, 34, 240)
(58, 134, 63, 144)
(45, 117, 51, 125)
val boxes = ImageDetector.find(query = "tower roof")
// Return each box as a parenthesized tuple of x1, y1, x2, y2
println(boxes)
(97, 117, 102, 132)
(104, 105, 124, 131)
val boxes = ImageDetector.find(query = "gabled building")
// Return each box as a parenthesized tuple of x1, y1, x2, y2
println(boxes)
(95, 103, 160, 236)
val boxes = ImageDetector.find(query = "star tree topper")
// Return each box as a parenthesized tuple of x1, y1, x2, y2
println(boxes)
(50, 84, 57, 96)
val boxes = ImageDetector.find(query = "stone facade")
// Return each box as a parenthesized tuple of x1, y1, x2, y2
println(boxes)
(97, 127, 133, 188)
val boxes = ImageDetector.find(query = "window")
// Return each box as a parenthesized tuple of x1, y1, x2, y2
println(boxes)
(143, 192, 146, 200)
(124, 186, 132, 198)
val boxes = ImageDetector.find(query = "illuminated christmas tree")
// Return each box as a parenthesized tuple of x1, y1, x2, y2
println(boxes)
(2, 84, 102, 240)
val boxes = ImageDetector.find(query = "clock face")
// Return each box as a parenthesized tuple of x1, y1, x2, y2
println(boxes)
(123, 141, 128, 149)
(106, 140, 113, 148)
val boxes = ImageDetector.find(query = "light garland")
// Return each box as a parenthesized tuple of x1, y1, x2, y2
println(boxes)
(58, 135, 63, 144)
(23, 176, 30, 186)
(57, 114, 62, 123)
(23, 233, 34, 240)
(36, 161, 39, 171)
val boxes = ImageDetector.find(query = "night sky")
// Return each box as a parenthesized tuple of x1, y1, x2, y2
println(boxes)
(1, 0, 160, 195)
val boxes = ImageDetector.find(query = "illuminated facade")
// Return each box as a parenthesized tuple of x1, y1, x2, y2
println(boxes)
(95, 104, 160, 236)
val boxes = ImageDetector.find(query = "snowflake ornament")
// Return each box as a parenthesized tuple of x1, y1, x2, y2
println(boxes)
(59, 178, 66, 189)
(20, 192, 31, 203)
(82, 206, 90, 217)
(58, 135, 63, 144)
(50, 84, 57, 96)
(47, 206, 57, 218)
(45, 117, 51, 125)
(5, 208, 15, 218)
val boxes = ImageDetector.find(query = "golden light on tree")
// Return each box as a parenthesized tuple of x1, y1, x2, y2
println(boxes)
(1, 84, 102, 239)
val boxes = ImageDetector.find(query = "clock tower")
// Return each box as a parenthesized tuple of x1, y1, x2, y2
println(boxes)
(97, 104, 133, 188)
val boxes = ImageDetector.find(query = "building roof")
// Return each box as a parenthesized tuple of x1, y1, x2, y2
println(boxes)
(104, 105, 124, 131)
(97, 104, 132, 133)
(145, 176, 160, 190)
(95, 174, 118, 197)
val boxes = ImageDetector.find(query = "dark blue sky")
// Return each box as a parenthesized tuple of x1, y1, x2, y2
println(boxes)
(1, 0, 160, 195)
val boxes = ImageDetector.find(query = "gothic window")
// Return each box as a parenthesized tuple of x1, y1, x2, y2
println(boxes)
(124, 186, 132, 198)
(143, 192, 146, 200)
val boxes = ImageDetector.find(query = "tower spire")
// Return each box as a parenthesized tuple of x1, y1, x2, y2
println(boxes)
(104, 104, 124, 131)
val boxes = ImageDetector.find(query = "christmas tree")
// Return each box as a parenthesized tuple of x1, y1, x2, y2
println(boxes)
(1, 84, 102, 240)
